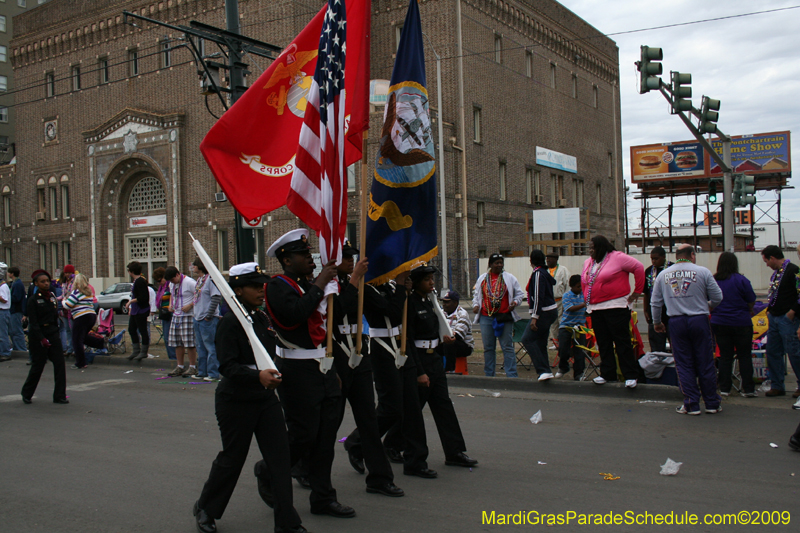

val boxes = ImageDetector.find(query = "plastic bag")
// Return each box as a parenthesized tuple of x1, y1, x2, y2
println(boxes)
(660, 458, 682, 476)
(530, 410, 542, 424)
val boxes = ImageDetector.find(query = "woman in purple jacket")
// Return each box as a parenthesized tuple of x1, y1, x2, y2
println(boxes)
(710, 252, 757, 397)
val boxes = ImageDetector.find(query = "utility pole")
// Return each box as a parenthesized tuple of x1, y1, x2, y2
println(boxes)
(122, 1, 281, 265)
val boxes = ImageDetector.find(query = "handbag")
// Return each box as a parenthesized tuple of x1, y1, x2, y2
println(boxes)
(158, 308, 173, 321)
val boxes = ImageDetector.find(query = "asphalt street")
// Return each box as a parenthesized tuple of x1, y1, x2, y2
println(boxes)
(2, 359, 799, 533)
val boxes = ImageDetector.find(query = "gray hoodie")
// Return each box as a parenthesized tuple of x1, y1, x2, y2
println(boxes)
(650, 262, 723, 323)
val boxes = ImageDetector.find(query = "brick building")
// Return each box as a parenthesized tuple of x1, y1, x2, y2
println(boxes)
(1, 0, 621, 295)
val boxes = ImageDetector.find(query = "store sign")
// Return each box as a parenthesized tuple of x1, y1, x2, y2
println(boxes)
(536, 147, 577, 174)
(129, 214, 167, 228)
(532, 208, 581, 234)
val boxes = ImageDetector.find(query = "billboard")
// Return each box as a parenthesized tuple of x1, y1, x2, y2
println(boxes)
(532, 208, 581, 234)
(631, 131, 791, 184)
(709, 131, 791, 176)
(630, 140, 707, 183)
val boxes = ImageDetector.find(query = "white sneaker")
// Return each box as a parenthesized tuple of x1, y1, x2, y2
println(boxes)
(593, 376, 607, 385)
(538, 373, 554, 382)
(705, 406, 722, 414)
(793, 397, 800, 410)
(719, 391, 730, 397)
(625, 379, 637, 389)
(554, 371, 565, 379)
(676, 405, 701, 415)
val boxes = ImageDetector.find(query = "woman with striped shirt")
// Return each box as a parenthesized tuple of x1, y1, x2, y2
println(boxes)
(63, 273, 104, 369)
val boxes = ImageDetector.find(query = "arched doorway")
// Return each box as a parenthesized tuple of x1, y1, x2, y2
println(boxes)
(124, 175, 168, 280)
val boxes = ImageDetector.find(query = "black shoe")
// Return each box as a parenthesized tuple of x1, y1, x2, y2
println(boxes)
(348, 447, 365, 474)
(53, 398, 69, 404)
(445, 452, 478, 467)
(790, 436, 800, 452)
(193, 501, 217, 533)
(22, 397, 32, 404)
(254, 462, 274, 508)
(275, 526, 308, 533)
(403, 467, 438, 479)
(385, 447, 404, 464)
(0, 356, 12, 362)
(310, 501, 356, 518)
(366, 482, 405, 497)
(293, 475, 311, 489)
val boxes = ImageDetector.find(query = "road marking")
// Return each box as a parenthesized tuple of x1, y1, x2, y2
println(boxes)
(0, 379, 135, 403)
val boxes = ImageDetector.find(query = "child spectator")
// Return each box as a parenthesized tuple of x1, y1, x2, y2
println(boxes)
(555, 275, 586, 380)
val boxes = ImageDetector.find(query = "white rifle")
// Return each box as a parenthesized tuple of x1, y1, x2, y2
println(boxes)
(190, 233, 278, 372)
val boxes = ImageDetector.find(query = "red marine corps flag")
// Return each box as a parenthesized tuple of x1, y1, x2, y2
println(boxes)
(200, 0, 371, 222)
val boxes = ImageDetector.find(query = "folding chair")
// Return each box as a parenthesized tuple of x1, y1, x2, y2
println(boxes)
(107, 329, 127, 354)
(512, 319, 532, 370)
(567, 325, 601, 381)
(152, 318, 164, 345)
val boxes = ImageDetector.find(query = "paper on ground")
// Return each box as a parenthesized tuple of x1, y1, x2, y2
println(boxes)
(530, 410, 542, 424)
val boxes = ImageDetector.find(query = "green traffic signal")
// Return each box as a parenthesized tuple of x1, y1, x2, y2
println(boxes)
(709, 181, 717, 203)
(671, 72, 692, 113)
(699, 96, 721, 133)
(637, 46, 663, 94)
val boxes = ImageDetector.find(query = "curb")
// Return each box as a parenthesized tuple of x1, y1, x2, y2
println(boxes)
(447, 374, 685, 401)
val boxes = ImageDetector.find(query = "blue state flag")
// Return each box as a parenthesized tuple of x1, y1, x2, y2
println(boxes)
(365, 0, 438, 285)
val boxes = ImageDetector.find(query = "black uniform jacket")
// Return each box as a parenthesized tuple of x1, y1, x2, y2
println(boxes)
(406, 291, 441, 376)
(363, 282, 406, 329)
(215, 307, 279, 404)
(332, 276, 359, 345)
(26, 291, 60, 345)
(266, 271, 325, 349)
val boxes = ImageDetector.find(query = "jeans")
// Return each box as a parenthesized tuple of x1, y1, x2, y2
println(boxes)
(194, 317, 220, 378)
(59, 315, 73, 354)
(765, 313, 800, 392)
(162, 318, 177, 360)
(712, 323, 754, 394)
(0, 309, 10, 357)
(9, 311, 26, 351)
(479, 314, 516, 377)
(521, 311, 557, 376)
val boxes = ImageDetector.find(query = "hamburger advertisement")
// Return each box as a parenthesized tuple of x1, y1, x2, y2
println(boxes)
(631, 141, 706, 183)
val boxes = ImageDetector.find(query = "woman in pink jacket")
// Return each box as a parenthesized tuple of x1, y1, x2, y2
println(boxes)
(581, 235, 645, 388)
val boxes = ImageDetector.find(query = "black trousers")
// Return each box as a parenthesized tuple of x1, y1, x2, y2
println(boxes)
(198, 393, 301, 529)
(333, 345, 395, 487)
(128, 312, 150, 344)
(72, 313, 104, 367)
(590, 307, 639, 381)
(557, 327, 586, 376)
(647, 321, 669, 353)
(712, 323, 755, 394)
(440, 337, 472, 372)
(22, 335, 66, 401)
(366, 338, 429, 470)
(276, 357, 341, 512)
(414, 350, 467, 458)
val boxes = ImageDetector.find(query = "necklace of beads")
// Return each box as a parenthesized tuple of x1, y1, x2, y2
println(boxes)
(675, 259, 692, 263)
(194, 274, 209, 305)
(482, 271, 506, 316)
(768, 259, 791, 307)
(586, 255, 608, 306)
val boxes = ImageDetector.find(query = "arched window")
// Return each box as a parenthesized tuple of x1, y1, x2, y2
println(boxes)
(128, 175, 166, 213)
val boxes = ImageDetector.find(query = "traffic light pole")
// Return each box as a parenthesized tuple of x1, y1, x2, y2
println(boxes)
(122, 2, 281, 266)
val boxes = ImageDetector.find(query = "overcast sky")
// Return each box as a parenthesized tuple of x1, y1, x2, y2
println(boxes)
(557, 0, 800, 228)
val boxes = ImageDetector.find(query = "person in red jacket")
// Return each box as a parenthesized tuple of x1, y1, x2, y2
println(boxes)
(580, 235, 645, 388)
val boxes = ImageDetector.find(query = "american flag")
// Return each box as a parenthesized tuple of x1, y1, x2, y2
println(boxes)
(287, 0, 348, 266)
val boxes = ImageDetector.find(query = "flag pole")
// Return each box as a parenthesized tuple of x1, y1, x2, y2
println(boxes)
(356, 135, 368, 356)
(326, 293, 335, 358)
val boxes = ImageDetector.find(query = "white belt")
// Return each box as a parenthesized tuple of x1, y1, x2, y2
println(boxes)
(338, 324, 358, 335)
(414, 339, 440, 349)
(371, 326, 401, 338)
(245, 364, 257, 370)
(277, 346, 327, 360)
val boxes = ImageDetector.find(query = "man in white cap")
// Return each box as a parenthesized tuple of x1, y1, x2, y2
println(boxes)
(193, 263, 307, 533)
(258, 229, 356, 519)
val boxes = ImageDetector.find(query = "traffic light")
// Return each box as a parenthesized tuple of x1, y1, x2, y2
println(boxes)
(699, 96, 721, 133)
(733, 173, 756, 207)
(708, 181, 717, 203)
(637, 46, 663, 94)
(670, 71, 692, 113)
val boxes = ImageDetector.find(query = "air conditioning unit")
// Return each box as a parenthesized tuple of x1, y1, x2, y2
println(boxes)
(214, 191, 227, 202)
(558, 199, 567, 208)
(533, 194, 544, 205)
(36, 212, 46, 221)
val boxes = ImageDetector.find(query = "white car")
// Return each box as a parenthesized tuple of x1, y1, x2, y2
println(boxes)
(97, 282, 133, 314)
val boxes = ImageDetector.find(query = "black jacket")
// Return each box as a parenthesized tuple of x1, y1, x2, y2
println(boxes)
(266, 272, 325, 349)
(768, 262, 800, 316)
(215, 307, 279, 404)
(406, 291, 439, 376)
(26, 291, 60, 345)
(363, 282, 407, 328)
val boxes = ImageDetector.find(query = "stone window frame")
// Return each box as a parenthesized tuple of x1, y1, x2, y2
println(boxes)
(99, 56, 110, 84)
(60, 174, 70, 219)
(2, 185, 11, 227)
(47, 175, 58, 220)
(36, 177, 46, 215)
